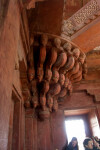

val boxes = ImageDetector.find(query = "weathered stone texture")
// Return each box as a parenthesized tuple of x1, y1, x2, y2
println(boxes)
(28, 0, 64, 35)
(0, 0, 100, 150)
(0, 0, 20, 149)
(63, 0, 90, 20)
(72, 20, 100, 52)
(0, 0, 27, 149)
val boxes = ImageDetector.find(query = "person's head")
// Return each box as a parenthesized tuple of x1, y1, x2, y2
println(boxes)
(94, 136, 99, 141)
(71, 137, 78, 147)
(83, 138, 93, 149)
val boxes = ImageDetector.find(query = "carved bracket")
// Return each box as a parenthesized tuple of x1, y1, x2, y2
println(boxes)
(24, 32, 87, 120)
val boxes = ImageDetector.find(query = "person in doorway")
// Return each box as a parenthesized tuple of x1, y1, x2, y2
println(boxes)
(93, 136, 100, 146)
(65, 137, 79, 150)
(83, 137, 100, 150)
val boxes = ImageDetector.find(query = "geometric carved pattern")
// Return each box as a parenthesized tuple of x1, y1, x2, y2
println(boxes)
(61, 0, 100, 38)
(74, 0, 99, 24)
(24, 32, 87, 120)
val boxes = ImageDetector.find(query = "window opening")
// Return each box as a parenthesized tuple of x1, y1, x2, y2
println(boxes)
(65, 119, 86, 150)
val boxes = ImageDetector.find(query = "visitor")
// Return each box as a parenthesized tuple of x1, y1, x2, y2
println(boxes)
(63, 137, 79, 150)
(83, 137, 100, 150)
(93, 136, 100, 146)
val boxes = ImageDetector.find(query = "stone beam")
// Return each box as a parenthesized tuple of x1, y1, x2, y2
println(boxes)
(72, 17, 100, 53)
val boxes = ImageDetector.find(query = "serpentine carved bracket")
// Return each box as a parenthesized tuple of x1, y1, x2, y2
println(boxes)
(24, 33, 87, 120)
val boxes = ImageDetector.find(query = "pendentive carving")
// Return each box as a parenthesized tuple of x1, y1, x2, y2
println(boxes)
(39, 80, 49, 110)
(58, 87, 67, 98)
(44, 44, 57, 81)
(37, 34, 48, 82)
(53, 96, 58, 112)
(70, 66, 82, 81)
(67, 61, 80, 79)
(31, 80, 39, 108)
(24, 33, 87, 120)
(52, 38, 67, 83)
(47, 94, 53, 112)
(27, 43, 35, 81)
(64, 76, 69, 88)
(59, 74, 65, 86)
(72, 48, 80, 60)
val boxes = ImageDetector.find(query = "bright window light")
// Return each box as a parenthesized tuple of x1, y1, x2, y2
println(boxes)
(65, 119, 86, 150)
(92, 115, 100, 138)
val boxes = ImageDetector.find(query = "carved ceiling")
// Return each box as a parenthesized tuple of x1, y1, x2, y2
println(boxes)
(22, 33, 87, 120)
(61, 0, 100, 39)
(20, 0, 100, 121)
(63, 0, 90, 20)
(22, 0, 100, 54)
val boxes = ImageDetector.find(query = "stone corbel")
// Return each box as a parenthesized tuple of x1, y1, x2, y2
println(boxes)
(25, 32, 87, 120)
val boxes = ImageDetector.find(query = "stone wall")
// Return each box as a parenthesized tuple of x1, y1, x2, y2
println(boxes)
(28, 0, 64, 35)
(25, 109, 66, 150)
(25, 88, 100, 150)
(0, 0, 20, 149)
(0, 0, 28, 149)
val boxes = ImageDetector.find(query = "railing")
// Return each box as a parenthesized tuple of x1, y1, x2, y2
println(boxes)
(61, 0, 100, 39)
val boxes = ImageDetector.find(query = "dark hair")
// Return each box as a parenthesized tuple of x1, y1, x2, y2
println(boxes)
(70, 137, 79, 150)
(72, 137, 77, 142)
(83, 138, 92, 147)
